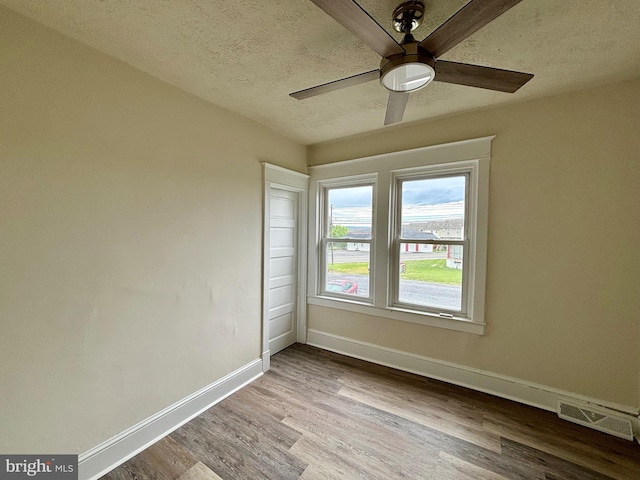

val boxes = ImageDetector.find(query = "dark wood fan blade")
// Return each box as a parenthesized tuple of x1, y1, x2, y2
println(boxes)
(435, 60, 533, 92)
(310, 0, 405, 58)
(384, 91, 410, 125)
(420, 0, 524, 58)
(290, 69, 380, 100)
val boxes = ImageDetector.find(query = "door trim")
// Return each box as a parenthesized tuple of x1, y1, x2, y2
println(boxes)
(262, 163, 309, 372)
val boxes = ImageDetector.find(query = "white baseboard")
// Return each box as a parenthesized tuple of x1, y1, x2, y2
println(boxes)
(78, 359, 263, 480)
(306, 329, 640, 440)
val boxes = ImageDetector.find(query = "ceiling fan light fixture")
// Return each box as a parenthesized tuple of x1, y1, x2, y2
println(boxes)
(381, 62, 435, 92)
(379, 48, 436, 93)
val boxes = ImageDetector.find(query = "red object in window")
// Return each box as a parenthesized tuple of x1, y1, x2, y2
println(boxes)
(327, 280, 359, 294)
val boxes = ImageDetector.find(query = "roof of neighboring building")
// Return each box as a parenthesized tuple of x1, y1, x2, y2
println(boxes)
(345, 232, 371, 240)
(345, 226, 440, 240)
(401, 228, 439, 240)
(409, 218, 463, 231)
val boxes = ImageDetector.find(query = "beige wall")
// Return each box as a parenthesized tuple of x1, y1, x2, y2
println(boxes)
(308, 79, 640, 408)
(0, 7, 305, 453)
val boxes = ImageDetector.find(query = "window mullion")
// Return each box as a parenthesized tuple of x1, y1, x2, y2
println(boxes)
(391, 177, 402, 307)
(373, 170, 390, 308)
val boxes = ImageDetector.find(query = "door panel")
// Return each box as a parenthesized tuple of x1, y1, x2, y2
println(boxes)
(268, 188, 298, 355)
(270, 257, 294, 278)
(269, 312, 294, 339)
(269, 284, 294, 310)
(270, 226, 295, 249)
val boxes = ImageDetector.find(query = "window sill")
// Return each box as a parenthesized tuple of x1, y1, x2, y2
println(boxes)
(307, 296, 485, 335)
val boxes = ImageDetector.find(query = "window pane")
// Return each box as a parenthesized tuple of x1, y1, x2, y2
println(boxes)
(324, 242, 370, 298)
(327, 185, 372, 239)
(398, 243, 462, 311)
(401, 176, 465, 240)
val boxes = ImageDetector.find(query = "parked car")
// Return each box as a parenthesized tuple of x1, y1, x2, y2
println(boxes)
(327, 280, 358, 294)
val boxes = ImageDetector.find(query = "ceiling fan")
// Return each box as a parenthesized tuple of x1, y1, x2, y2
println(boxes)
(290, 0, 533, 125)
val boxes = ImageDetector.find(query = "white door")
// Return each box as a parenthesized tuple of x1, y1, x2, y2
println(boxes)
(267, 188, 298, 355)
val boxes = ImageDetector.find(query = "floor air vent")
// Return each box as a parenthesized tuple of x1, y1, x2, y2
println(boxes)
(557, 399, 634, 441)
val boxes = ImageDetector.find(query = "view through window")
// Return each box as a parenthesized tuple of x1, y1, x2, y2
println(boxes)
(323, 185, 372, 299)
(309, 137, 490, 333)
(396, 175, 466, 313)
(322, 174, 467, 313)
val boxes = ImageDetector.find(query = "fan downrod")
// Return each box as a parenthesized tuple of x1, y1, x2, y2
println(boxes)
(392, 1, 425, 34)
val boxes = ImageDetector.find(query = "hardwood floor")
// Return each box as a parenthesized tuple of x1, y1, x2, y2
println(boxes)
(102, 344, 640, 480)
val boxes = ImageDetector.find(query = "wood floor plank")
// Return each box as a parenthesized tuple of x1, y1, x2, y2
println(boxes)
(288, 424, 440, 480)
(500, 437, 615, 480)
(102, 344, 640, 480)
(337, 368, 487, 427)
(337, 384, 502, 452)
(298, 465, 336, 480)
(170, 411, 306, 480)
(483, 411, 640, 479)
(435, 451, 516, 480)
(101, 436, 198, 480)
(256, 373, 445, 464)
(215, 395, 302, 449)
(300, 411, 439, 473)
(177, 461, 224, 480)
(276, 386, 542, 479)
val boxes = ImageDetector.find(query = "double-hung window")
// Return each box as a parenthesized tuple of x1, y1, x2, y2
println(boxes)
(308, 137, 491, 335)
(319, 178, 375, 301)
(392, 172, 468, 316)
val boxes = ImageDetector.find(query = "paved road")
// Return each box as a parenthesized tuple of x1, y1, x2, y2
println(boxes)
(326, 273, 461, 311)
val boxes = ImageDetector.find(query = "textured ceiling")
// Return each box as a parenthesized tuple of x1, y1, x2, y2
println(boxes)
(2, 0, 640, 144)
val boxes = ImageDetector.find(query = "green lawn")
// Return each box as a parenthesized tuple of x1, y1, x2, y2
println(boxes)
(401, 259, 461, 285)
(327, 262, 369, 275)
(328, 259, 462, 285)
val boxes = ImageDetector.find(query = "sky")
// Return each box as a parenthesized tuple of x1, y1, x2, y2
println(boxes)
(328, 176, 465, 207)
(328, 176, 466, 225)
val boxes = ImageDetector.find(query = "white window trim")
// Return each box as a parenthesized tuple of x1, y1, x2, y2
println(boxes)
(307, 136, 492, 336)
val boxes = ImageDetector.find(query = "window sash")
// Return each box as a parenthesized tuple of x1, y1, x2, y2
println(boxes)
(322, 182, 375, 239)
(319, 180, 375, 302)
(391, 240, 468, 315)
(391, 171, 471, 315)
